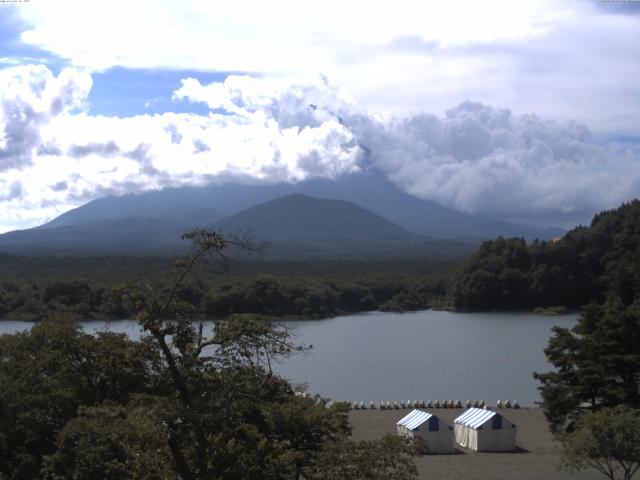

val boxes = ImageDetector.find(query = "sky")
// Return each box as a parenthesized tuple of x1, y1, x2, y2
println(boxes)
(1, 0, 639, 233)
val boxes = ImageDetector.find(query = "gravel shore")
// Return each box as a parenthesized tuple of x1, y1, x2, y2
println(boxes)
(349, 408, 602, 480)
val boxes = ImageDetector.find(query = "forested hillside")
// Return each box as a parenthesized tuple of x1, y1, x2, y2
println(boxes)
(450, 200, 640, 310)
(0, 256, 454, 321)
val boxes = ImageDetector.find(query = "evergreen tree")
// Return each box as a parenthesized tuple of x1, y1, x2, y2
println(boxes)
(534, 293, 640, 432)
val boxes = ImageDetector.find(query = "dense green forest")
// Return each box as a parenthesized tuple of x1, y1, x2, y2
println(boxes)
(450, 200, 640, 310)
(3, 199, 640, 320)
(0, 255, 455, 321)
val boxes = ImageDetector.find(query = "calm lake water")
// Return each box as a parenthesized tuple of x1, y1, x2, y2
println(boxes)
(0, 310, 577, 406)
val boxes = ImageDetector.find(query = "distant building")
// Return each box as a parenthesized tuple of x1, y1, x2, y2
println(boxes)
(453, 408, 516, 451)
(397, 409, 454, 454)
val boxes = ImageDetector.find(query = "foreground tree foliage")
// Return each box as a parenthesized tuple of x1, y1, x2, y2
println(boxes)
(0, 319, 157, 478)
(0, 230, 419, 480)
(309, 436, 419, 480)
(559, 406, 640, 480)
(44, 402, 172, 479)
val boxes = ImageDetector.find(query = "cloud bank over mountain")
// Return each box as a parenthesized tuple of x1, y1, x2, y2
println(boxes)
(1, 66, 639, 232)
(14, 0, 640, 136)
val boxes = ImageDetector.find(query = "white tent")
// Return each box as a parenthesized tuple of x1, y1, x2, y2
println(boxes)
(453, 408, 516, 452)
(397, 409, 454, 454)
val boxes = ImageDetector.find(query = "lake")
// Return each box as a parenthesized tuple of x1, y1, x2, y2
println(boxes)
(0, 310, 577, 406)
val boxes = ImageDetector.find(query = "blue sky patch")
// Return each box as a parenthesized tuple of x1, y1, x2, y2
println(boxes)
(0, 8, 246, 118)
(87, 67, 240, 117)
(0, 7, 66, 71)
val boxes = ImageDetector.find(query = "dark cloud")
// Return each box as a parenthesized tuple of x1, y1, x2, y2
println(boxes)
(66, 141, 152, 165)
(50, 180, 68, 192)
(0, 97, 46, 171)
(165, 123, 182, 144)
(590, 0, 640, 14)
(193, 139, 210, 153)
(124, 143, 151, 162)
(37, 141, 63, 156)
(67, 140, 120, 158)
(0, 181, 24, 201)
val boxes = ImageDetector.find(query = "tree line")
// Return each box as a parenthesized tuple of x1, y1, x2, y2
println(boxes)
(450, 200, 640, 311)
(0, 273, 449, 322)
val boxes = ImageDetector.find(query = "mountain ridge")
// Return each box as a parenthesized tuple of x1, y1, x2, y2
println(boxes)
(0, 193, 476, 259)
(35, 172, 565, 240)
(215, 193, 416, 241)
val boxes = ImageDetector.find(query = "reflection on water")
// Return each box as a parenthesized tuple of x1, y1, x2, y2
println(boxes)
(0, 310, 577, 405)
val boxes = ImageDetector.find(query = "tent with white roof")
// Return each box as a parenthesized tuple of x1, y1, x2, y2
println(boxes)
(453, 407, 516, 451)
(397, 409, 454, 454)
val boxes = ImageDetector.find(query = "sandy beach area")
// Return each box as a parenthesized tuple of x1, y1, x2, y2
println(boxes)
(349, 408, 602, 480)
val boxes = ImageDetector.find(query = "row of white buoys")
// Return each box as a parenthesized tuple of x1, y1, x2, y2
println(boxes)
(360, 400, 476, 410)
(379, 400, 429, 410)
(428, 400, 468, 408)
(350, 400, 430, 410)
(463, 400, 486, 408)
(351, 400, 386, 410)
(348, 399, 521, 410)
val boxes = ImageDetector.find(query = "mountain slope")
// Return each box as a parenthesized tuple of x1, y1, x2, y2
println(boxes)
(0, 217, 189, 254)
(293, 173, 565, 239)
(0, 194, 476, 259)
(42, 200, 224, 230)
(36, 172, 564, 240)
(214, 194, 474, 259)
(215, 194, 415, 242)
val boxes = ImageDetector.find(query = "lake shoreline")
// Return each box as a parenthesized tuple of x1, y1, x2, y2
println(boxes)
(1, 311, 579, 405)
(0, 306, 582, 324)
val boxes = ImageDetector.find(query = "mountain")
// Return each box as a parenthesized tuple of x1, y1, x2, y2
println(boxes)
(0, 218, 190, 255)
(279, 172, 565, 240)
(42, 201, 224, 230)
(36, 172, 564, 240)
(215, 194, 414, 242)
(0, 193, 476, 258)
(211, 194, 461, 259)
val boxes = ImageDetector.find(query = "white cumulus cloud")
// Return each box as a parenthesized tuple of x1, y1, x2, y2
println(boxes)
(0, 69, 363, 232)
(1, 66, 639, 233)
(354, 101, 640, 222)
(11, 0, 640, 136)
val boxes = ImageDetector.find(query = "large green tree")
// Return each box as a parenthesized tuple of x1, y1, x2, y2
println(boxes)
(559, 406, 640, 480)
(43, 402, 173, 480)
(0, 319, 157, 479)
(534, 293, 640, 432)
